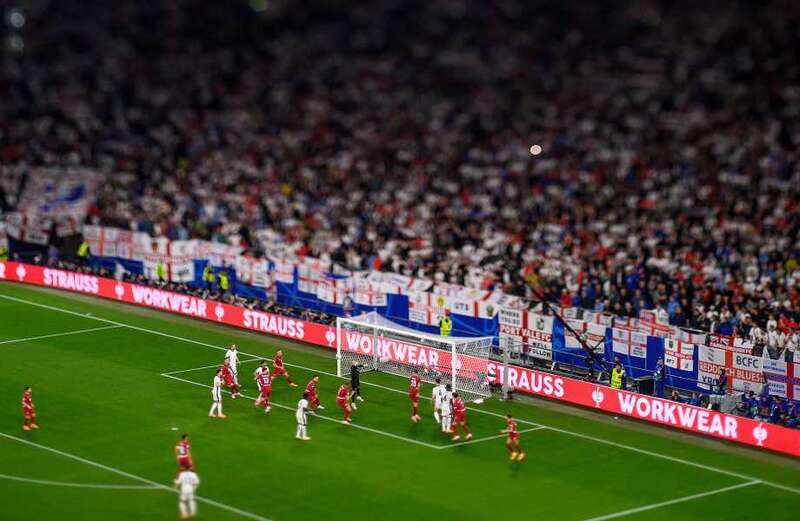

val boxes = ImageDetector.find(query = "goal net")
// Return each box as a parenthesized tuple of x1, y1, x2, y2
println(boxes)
(336, 312, 494, 402)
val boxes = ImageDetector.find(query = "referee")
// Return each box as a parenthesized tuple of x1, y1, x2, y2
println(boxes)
(349, 361, 366, 409)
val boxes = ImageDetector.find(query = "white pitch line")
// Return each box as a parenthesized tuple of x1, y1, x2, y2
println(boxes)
(3, 293, 800, 497)
(435, 427, 545, 450)
(0, 432, 273, 521)
(0, 325, 122, 345)
(161, 357, 262, 376)
(160, 373, 442, 450)
(0, 472, 159, 490)
(582, 480, 762, 521)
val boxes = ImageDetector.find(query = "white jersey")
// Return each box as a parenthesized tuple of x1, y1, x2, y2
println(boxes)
(175, 470, 200, 499)
(254, 365, 268, 382)
(225, 349, 239, 373)
(432, 384, 446, 408)
(212, 375, 222, 401)
(296, 398, 309, 425)
(440, 390, 453, 414)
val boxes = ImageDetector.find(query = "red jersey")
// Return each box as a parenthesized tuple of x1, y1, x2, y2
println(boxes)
(453, 397, 466, 414)
(409, 374, 421, 393)
(274, 353, 284, 369)
(22, 390, 32, 409)
(337, 385, 349, 402)
(176, 440, 191, 458)
(506, 418, 519, 439)
(256, 372, 272, 388)
(306, 380, 317, 396)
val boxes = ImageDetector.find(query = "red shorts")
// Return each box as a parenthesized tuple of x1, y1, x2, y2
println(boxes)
(224, 376, 235, 386)
(260, 386, 272, 398)
(508, 433, 519, 442)
(409, 391, 419, 402)
(454, 412, 466, 423)
(337, 399, 348, 409)
(309, 393, 319, 405)
(178, 456, 193, 469)
(273, 366, 287, 376)
(23, 407, 34, 419)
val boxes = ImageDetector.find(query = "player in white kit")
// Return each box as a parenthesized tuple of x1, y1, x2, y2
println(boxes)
(439, 384, 454, 433)
(174, 469, 200, 519)
(208, 369, 226, 418)
(225, 344, 240, 385)
(431, 378, 446, 424)
(254, 360, 269, 382)
(296, 392, 311, 441)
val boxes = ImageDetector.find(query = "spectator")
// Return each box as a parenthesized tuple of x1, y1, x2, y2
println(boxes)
(714, 369, 728, 396)
(610, 361, 625, 391)
(653, 357, 666, 398)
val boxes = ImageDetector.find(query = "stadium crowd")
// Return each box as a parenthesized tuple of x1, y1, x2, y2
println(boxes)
(1, 0, 799, 356)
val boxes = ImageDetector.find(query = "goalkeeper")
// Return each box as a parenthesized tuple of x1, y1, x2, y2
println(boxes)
(349, 361, 366, 409)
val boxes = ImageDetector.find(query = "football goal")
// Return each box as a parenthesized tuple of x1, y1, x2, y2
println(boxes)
(336, 312, 494, 402)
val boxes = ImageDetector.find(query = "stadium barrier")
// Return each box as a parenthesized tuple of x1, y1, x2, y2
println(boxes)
(2, 260, 799, 458)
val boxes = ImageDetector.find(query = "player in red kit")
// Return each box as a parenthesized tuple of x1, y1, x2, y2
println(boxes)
(272, 350, 298, 387)
(175, 433, 193, 470)
(501, 414, 525, 461)
(336, 383, 352, 424)
(450, 393, 472, 441)
(254, 369, 273, 413)
(409, 370, 421, 423)
(22, 386, 38, 431)
(305, 376, 323, 411)
(220, 360, 240, 398)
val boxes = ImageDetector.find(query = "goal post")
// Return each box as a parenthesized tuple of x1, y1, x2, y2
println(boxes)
(336, 312, 494, 402)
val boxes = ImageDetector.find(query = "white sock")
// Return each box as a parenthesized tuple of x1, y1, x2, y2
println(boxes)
(302, 426, 308, 438)
(434, 411, 440, 423)
(296, 425, 302, 437)
(189, 499, 197, 517)
(179, 500, 188, 518)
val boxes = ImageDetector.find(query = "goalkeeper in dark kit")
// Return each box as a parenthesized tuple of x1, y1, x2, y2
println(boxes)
(349, 361, 366, 409)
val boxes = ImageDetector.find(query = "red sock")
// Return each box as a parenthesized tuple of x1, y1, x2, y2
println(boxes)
(344, 409, 351, 421)
(412, 404, 418, 416)
(462, 425, 471, 435)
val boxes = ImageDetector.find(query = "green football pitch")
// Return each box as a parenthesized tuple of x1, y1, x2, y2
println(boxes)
(1, 282, 799, 521)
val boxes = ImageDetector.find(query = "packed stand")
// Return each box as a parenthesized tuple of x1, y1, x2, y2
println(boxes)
(1, 0, 799, 360)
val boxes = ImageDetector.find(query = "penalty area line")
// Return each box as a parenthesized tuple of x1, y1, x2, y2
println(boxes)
(160, 372, 443, 450)
(0, 325, 122, 345)
(582, 480, 762, 520)
(434, 426, 546, 450)
(0, 432, 274, 521)
(0, 472, 160, 490)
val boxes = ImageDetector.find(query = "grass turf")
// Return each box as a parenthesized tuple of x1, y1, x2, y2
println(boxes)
(1, 281, 799, 521)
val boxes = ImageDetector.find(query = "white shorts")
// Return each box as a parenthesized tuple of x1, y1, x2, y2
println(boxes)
(212, 389, 222, 401)
(433, 401, 442, 411)
(179, 492, 195, 502)
(296, 413, 306, 426)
